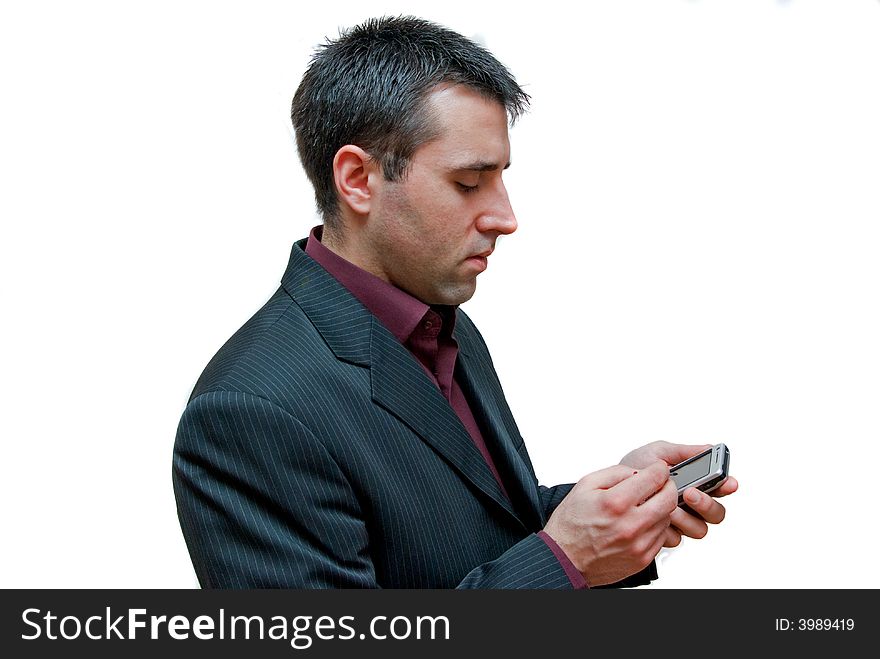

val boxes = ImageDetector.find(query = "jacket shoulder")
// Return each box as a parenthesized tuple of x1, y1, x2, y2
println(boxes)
(187, 286, 327, 402)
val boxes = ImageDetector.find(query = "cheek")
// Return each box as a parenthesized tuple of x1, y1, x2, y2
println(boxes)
(389, 179, 471, 259)
(418, 191, 470, 238)
(408, 173, 462, 214)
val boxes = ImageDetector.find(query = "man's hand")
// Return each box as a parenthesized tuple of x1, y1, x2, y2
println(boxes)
(619, 441, 739, 542)
(542, 460, 678, 587)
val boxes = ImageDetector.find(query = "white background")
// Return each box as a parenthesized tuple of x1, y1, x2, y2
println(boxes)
(2, 0, 878, 589)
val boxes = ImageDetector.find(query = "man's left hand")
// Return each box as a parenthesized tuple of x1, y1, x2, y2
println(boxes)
(619, 440, 739, 544)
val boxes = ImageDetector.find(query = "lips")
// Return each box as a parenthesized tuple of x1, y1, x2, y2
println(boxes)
(465, 251, 491, 273)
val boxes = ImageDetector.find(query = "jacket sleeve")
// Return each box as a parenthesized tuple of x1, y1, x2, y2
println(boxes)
(455, 533, 577, 589)
(173, 390, 376, 588)
(539, 483, 575, 519)
(174, 390, 580, 589)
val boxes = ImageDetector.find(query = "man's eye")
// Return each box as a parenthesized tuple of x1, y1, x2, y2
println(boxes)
(456, 182, 479, 194)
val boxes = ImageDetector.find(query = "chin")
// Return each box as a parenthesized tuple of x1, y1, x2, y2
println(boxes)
(433, 283, 477, 306)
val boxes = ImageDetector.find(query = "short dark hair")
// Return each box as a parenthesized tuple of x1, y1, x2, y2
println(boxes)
(291, 16, 529, 228)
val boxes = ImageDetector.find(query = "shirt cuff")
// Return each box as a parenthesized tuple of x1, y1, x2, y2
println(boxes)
(537, 531, 589, 589)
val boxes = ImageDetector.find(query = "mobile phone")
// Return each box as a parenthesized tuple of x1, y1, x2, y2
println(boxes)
(669, 443, 730, 505)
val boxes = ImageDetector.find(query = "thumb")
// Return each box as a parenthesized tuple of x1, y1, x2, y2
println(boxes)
(664, 443, 713, 466)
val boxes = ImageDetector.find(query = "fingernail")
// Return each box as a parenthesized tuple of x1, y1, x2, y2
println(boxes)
(686, 490, 700, 505)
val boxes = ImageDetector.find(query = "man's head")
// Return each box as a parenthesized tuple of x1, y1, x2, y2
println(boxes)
(291, 16, 528, 305)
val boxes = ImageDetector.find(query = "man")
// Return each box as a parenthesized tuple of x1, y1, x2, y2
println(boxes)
(172, 16, 737, 589)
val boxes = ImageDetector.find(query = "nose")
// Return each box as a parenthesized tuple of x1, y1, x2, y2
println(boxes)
(475, 180, 518, 236)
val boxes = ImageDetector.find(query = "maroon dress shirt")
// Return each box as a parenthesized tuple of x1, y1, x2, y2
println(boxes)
(305, 225, 587, 589)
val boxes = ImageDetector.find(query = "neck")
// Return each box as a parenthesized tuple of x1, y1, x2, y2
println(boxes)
(319, 223, 390, 285)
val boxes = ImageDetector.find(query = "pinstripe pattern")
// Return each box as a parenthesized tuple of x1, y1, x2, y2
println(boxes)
(173, 239, 647, 588)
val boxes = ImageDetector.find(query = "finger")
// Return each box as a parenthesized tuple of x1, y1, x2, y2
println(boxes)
(579, 464, 643, 491)
(681, 487, 727, 525)
(640, 513, 674, 552)
(637, 475, 678, 521)
(711, 476, 739, 498)
(611, 461, 673, 509)
(646, 522, 674, 563)
(670, 505, 709, 539)
(663, 525, 683, 548)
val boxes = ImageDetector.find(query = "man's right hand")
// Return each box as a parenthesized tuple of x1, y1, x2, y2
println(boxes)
(542, 460, 679, 587)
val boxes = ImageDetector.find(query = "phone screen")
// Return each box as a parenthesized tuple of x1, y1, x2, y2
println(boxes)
(670, 450, 712, 490)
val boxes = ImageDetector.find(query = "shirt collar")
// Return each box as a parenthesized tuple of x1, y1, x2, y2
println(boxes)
(304, 225, 457, 343)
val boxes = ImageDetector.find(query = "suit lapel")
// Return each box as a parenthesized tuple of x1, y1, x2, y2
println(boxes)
(282, 240, 526, 529)
(369, 319, 524, 527)
(455, 347, 543, 531)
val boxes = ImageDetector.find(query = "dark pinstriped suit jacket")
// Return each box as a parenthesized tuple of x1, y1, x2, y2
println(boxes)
(173, 238, 655, 588)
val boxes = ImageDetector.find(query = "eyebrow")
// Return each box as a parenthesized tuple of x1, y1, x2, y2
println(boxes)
(448, 160, 511, 173)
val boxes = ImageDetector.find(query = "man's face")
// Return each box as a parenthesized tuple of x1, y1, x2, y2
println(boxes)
(364, 84, 518, 305)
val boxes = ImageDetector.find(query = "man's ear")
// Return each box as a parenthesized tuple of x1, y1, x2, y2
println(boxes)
(332, 145, 380, 216)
